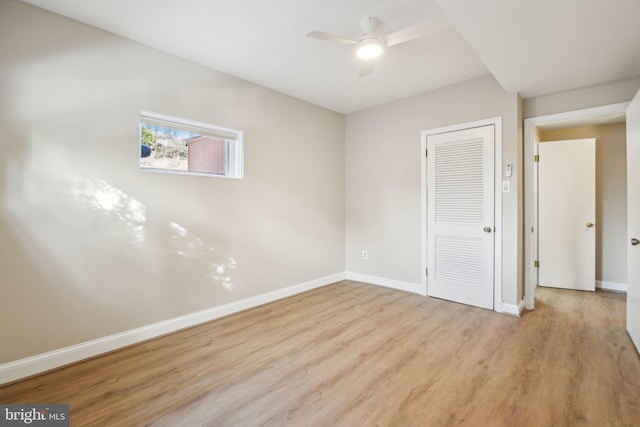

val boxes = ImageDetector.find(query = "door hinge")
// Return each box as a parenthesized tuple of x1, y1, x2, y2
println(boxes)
(534, 260, 539, 268)
(426, 268, 428, 276)
(534, 155, 540, 163)
(425, 148, 428, 157)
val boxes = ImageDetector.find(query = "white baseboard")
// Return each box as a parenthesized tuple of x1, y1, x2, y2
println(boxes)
(596, 280, 627, 292)
(501, 300, 524, 317)
(347, 272, 523, 316)
(346, 272, 425, 296)
(0, 272, 346, 386)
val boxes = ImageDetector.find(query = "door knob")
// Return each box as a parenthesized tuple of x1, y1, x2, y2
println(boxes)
(586, 222, 594, 228)
(632, 238, 640, 246)
(483, 226, 493, 233)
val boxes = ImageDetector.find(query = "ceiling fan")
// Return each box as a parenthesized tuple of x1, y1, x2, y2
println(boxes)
(306, 16, 440, 76)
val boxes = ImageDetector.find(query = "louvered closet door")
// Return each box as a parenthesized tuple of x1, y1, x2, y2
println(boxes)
(427, 125, 495, 309)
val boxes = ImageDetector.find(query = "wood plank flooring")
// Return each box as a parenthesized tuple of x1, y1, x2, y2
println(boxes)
(1, 281, 639, 426)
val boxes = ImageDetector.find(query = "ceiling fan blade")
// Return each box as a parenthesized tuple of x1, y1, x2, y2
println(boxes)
(306, 31, 358, 45)
(385, 17, 440, 47)
(359, 62, 374, 77)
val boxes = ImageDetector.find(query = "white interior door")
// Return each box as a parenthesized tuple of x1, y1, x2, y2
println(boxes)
(427, 125, 494, 309)
(538, 139, 595, 291)
(626, 91, 640, 352)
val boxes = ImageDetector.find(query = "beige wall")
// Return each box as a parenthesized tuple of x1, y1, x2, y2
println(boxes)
(345, 75, 523, 306)
(524, 77, 640, 119)
(0, 0, 345, 364)
(539, 123, 627, 285)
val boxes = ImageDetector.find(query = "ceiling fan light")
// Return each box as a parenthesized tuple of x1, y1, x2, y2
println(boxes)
(356, 39, 383, 60)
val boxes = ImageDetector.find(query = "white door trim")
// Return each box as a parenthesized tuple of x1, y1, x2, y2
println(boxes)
(421, 117, 503, 312)
(524, 102, 629, 309)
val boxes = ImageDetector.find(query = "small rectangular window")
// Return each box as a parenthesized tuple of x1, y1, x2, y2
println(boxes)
(139, 111, 243, 179)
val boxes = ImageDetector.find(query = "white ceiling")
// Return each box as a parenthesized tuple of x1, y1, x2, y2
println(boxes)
(19, 0, 640, 114)
(437, 0, 640, 100)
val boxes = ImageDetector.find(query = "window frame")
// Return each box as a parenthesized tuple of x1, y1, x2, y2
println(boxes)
(139, 110, 244, 179)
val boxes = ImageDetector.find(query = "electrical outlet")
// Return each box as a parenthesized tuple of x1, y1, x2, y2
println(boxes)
(362, 250, 368, 260)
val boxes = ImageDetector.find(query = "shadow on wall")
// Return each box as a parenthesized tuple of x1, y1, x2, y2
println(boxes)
(0, 1, 251, 364)
(0, 0, 346, 366)
(0, 133, 242, 291)
(0, 118, 242, 363)
(168, 222, 237, 291)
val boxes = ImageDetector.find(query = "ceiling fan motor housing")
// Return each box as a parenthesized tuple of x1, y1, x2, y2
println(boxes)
(359, 16, 380, 40)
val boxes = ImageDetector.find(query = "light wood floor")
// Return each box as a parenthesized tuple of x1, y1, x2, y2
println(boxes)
(1, 281, 639, 426)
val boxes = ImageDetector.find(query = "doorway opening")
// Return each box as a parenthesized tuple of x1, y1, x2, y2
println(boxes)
(524, 103, 629, 309)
